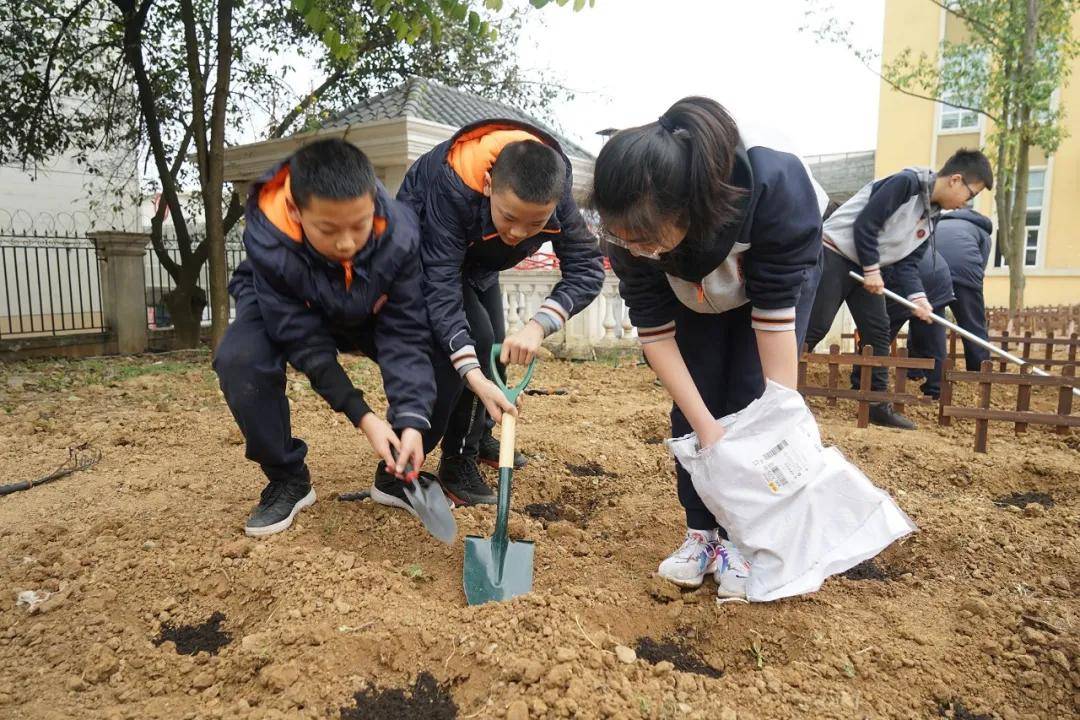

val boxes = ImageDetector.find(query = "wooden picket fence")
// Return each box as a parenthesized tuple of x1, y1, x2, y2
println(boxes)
(798, 344, 935, 428)
(840, 331, 904, 355)
(802, 331, 1078, 451)
(985, 304, 1079, 336)
(948, 331, 1079, 371)
(841, 327, 1079, 372)
(938, 360, 1078, 452)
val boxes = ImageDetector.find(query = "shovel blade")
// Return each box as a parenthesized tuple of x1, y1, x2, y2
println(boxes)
(402, 474, 458, 545)
(463, 534, 534, 605)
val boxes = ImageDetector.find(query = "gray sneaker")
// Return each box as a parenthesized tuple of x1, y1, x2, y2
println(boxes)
(244, 470, 316, 537)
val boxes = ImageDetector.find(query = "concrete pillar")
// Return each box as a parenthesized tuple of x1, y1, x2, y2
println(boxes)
(90, 231, 149, 355)
(381, 164, 409, 195)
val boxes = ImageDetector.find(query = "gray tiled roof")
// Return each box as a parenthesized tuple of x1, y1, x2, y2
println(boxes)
(326, 77, 593, 160)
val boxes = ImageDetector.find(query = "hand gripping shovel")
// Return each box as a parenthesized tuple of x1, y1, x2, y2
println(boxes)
(392, 450, 457, 545)
(463, 344, 537, 605)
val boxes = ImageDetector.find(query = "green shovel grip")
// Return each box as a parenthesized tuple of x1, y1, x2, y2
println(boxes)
(490, 344, 537, 403)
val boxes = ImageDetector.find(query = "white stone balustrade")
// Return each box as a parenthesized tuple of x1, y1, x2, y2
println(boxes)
(498, 270, 635, 356)
(499, 268, 853, 355)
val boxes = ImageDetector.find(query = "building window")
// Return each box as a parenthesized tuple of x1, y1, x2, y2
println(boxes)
(940, 103, 979, 131)
(937, 50, 986, 132)
(993, 168, 1045, 268)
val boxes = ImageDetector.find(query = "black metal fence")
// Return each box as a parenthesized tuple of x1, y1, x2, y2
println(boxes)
(0, 231, 106, 340)
(0, 221, 248, 339)
(145, 237, 247, 329)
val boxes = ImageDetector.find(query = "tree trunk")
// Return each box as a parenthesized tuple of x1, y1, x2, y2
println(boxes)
(1008, 136, 1030, 310)
(164, 279, 207, 348)
(1006, 0, 1039, 311)
(205, 0, 234, 352)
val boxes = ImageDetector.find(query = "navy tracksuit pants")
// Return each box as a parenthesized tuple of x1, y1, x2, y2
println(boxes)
(214, 292, 464, 483)
(949, 285, 991, 371)
(437, 281, 506, 460)
(849, 307, 948, 397)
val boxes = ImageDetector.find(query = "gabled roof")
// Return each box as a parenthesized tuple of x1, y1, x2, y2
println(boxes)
(325, 76, 593, 160)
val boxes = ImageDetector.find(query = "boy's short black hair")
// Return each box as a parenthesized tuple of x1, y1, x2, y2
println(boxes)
(490, 140, 566, 204)
(289, 138, 377, 208)
(939, 148, 994, 191)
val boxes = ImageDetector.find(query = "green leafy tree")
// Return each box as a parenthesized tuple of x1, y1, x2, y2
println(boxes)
(806, 0, 1078, 309)
(1, 0, 592, 347)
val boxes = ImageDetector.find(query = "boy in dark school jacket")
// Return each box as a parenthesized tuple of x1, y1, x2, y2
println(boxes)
(805, 148, 993, 429)
(392, 119, 605, 507)
(851, 249, 955, 401)
(214, 139, 435, 538)
(936, 208, 994, 372)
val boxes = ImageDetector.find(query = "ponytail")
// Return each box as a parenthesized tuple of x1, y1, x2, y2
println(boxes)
(591, 96, 745, 244)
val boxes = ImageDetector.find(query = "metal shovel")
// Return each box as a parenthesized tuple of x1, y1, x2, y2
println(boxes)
(392, 449, 457, 545)
(463, 344, 537, 605)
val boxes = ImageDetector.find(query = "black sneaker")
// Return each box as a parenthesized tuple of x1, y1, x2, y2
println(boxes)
(869, 402, 917, 430)
(244, 469, 316, 538)
(438, 455, 497, 506)
(478, 431, 527, 469)
(369, 461, 418, 518)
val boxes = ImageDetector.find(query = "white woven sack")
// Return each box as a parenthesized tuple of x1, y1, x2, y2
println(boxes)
(667, 382, 916, 601)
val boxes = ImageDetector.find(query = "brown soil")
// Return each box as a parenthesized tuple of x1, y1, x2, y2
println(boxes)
(0, 352, 1077, 720)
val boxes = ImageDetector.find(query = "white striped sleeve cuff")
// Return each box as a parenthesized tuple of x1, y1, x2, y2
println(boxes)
(862, 264, 881, 275)
(532, 298, 570, 337)
(751, 306, 797, 333)
(451, 345, 481, 377)
(637, 321, 676, 345)
(907, 292, 927, 301)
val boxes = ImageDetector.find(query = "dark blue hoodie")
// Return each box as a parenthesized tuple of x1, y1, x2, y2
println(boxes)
(934, 209, 993, 290)
(228, 162, 435, 432)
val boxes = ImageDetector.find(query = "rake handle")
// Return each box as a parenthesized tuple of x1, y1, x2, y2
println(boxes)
(847, 271, 1080, 398)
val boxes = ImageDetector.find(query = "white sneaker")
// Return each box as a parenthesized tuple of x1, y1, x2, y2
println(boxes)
(658, 530, 719, 588)
(714, 540, 751, 599)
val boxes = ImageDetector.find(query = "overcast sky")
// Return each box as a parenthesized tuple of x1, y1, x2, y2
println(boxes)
(515, 0, 886, 157)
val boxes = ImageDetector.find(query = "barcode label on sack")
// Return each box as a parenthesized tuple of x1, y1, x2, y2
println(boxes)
(752, 438, 813, 493)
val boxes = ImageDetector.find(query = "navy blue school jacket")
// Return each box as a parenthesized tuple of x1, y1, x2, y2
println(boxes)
(935, 209, 993, 291)
(397, 119, 605, 376)
(608, 143, 825, 344)
(228, 162, 435, 432)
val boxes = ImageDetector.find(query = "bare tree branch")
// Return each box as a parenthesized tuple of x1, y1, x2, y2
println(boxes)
(872, 62, 1001, 123)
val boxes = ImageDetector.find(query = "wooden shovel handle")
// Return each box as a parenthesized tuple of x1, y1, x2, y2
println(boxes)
(499, 414, 517, 470)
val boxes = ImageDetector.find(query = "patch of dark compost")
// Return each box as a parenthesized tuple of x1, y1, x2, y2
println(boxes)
(634, 636, 723, 678)
(524, 502, 565, 522)
(993, 491, 1054, 509)
(340, 671, 457, 720)
(936, 697, 993, 720)
(153, 611, 231, 655)
(840, 559, 891, 581)
(565, 461, 615, 478)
